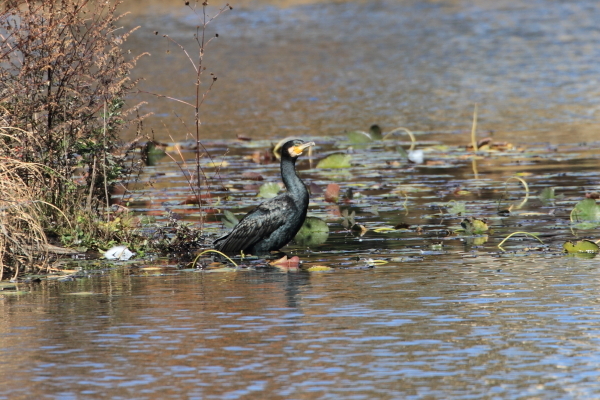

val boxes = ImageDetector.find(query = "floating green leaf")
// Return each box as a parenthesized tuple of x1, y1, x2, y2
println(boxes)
(294, 217, 329, 247)
(221, 210, 239, 229)
(460, 218, 488, 235)
(572, 199, 600, 222)
(538, 187, 555, 204)
(316, 153, 352, 169)
(258, 182, 280, 199)
(447, 201, 466, 216)
(563, 240, 599, 254)
(346, 125, 382, 144)
(347, 130, 374, 144)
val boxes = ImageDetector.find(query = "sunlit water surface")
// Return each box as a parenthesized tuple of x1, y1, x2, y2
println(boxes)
(3, 0, 600, 398)
(120, 0, 600, 143)
(3, 256, 600, 399)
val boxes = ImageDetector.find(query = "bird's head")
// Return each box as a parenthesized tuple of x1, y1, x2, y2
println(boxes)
(283, 139, 315, 158)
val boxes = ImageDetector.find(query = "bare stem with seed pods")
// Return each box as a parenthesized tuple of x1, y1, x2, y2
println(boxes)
(140, 2, 232, 229)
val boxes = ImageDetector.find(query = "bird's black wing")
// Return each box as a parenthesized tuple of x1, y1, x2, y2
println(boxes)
(214, 195, 294, 254)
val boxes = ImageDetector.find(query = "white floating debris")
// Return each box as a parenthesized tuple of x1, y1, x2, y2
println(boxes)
(408, 149, 424, 164)
(104, 245, 135, 261)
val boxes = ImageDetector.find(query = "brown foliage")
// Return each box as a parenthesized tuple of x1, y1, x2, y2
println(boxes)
(0, 0, 148, 277)
(0, 0, 147, 213)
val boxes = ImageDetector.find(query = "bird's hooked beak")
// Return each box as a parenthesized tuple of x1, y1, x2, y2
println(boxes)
(290, 141, 315, 157)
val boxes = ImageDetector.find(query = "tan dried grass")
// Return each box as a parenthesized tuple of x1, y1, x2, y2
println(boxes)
(0, 120, 50, 279)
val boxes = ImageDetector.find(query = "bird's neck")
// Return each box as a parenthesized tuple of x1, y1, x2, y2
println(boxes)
(281, 157, 305, 196)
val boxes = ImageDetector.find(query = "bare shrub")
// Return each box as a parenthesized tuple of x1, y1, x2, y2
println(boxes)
(0, 0, 147, 217)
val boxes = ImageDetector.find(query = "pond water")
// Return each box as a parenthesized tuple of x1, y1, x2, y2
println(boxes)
(3, 0, 600, 398)
(120, 0, 600, 143)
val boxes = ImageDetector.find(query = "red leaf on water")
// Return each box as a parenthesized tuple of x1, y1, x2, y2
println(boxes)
(324, 183, 340, 203)
(270, 255, 300, 269)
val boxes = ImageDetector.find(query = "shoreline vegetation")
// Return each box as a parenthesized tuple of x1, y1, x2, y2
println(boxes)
(1, 0, 168, 279)
(1, 0, 234, 280)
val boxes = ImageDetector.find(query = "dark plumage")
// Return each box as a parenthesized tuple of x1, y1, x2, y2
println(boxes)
(213, 139, 315, 255)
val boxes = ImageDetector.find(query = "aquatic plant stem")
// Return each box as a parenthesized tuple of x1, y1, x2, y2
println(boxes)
(504, 176, 530, 209)
(192, 249, 238, 268)
(472, 158, 479, 180)
(497, 231, 544, 251)
(382, 127, 416, 151)
(568, 207, 582, 237)
(471, 104, 478, 152)
(569, 206, 580, 224)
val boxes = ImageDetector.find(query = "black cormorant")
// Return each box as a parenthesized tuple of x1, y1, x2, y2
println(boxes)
(213, 139, 315, 255)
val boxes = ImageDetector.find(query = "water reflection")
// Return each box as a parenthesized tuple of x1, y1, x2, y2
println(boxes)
(2, 255, 600, 398)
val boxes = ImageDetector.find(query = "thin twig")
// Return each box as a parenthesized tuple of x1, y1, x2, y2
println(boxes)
(162, 34, 198, 74)
(103, 101, 110, 221)
(136, 90, 195, 108)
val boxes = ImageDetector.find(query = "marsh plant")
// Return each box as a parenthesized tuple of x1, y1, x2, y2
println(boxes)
(0, 0, 147, 276)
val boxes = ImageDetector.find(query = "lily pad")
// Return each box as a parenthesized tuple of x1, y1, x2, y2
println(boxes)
(460, 218, 488, 235)
(294, 217, 329, 247)
(258, 182, 281, 199)
(447, 201, 466, 216)
(397, 146, 409, 159)
(221, 210, 239, 229)
(563, 239, 599, 254)
(316, 153, 352, 169)
(347, 130, 374, 144)
(572, 199, 600, 222)
(346, 124, 382, 144)
(538, 187, 556, 204)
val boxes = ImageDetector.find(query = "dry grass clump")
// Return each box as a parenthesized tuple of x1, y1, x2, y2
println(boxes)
(0, 128, 51, 279)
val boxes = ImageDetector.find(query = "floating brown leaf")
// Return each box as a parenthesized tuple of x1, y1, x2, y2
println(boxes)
(324, 183, 341, 203)
(270, 255, 300, 268)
